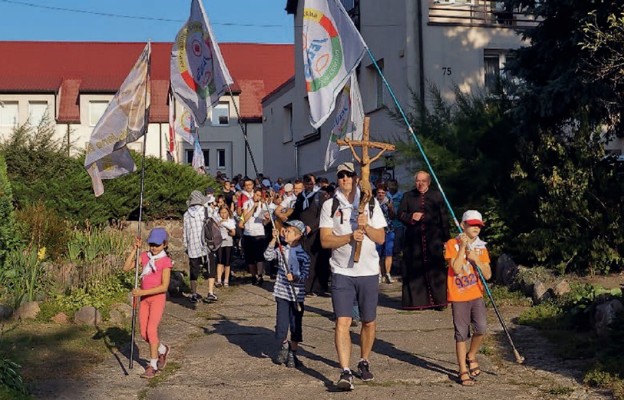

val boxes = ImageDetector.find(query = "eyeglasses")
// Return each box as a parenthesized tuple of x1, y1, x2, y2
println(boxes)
(337, 171, 355, 179)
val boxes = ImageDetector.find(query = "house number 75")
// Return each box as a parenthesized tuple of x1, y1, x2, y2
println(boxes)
(442, 67, 452, 76)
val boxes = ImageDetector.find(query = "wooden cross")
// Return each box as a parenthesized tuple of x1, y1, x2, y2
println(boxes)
(336, 117, 395, 262)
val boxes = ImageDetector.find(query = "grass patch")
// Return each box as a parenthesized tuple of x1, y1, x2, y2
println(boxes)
(0, 386, 31, 400)
(487, 285, 532, 307)
(546, 385, 574, 395)
(146, 361, 181, 388)
(0, 321, 130, 383)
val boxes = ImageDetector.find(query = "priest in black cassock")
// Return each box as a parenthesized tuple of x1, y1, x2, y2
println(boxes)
(398, 171, 450, 310)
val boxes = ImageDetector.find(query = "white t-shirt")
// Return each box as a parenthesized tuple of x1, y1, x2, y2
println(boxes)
(242, 199, 267, 237)
(280, 193, 297, 209)
(319, 192, 387, 277)
(217, 217, 236, 247)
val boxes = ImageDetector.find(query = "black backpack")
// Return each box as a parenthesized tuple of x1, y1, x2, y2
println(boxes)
(202, 208, 224, 252)
(331, 196, 375, 224)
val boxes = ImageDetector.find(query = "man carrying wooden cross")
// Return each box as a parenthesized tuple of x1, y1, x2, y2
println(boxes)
(319, 117, 394, 391)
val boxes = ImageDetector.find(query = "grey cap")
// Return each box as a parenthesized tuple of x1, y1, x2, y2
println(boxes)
(337, 162, 356, 175)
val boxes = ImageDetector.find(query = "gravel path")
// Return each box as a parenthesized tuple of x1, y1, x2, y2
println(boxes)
(32, 276, 610, 400)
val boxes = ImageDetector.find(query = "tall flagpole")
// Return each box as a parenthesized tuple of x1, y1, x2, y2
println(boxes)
(129, 41, 151, 370)
(365, 47, 461, 230)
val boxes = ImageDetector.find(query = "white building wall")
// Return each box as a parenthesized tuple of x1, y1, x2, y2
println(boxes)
(0, 92, 262, 179)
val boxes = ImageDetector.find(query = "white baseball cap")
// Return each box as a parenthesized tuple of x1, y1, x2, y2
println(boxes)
(461, 210, 484, 227)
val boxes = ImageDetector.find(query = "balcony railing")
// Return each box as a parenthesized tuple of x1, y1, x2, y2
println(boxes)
(428, 1, 539, 29)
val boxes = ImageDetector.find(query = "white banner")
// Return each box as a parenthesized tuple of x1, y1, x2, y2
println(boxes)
(303, 0, 367, 129)
(324, 72, 364, 170)
(84, 43, 151, 197)
(171, 0, 233, 127)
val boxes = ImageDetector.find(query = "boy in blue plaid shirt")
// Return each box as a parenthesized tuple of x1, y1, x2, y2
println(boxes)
(264, 220, 310, 368)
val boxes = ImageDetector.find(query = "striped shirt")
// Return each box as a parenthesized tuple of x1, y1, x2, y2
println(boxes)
(264, 243, 310, 302)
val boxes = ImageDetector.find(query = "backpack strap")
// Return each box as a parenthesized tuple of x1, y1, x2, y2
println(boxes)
(330, 195, 375, 224)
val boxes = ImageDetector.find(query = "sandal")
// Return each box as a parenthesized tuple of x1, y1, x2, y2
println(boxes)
(459, 371, 475, 386)
(466, 356, 481, 378)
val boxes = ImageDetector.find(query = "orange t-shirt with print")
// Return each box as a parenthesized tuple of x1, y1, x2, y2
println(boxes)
(444, 238, 490, 302)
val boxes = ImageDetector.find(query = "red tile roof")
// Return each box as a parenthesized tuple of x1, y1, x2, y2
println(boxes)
(0, 41, 294, 123)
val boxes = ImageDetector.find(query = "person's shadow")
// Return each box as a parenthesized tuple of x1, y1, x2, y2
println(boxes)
(210, 315, 340, 391)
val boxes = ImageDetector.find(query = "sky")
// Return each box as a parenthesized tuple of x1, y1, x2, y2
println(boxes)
(0, 0, 294, 44)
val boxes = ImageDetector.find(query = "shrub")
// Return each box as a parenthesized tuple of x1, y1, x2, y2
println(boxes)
(2, 120, 217, 226)
(0, 153, 18, 265)
(14, 201, 70, 261)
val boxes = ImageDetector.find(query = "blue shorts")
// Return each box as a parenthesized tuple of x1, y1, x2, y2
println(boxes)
(331, 274, 379, 322)
(376, 230, 395, 257)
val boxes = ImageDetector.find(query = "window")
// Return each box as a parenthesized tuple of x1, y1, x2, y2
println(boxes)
(340, 0, 355, 11)
(211, 103, 229, 126)
(0, 101, 18, 127)
(217, 148, 226, 169)
(435, 0, 475, 4)
(484, 50, 515, 93)
(29, 101, 49, 126)
(89, 101, 109, 126)
(283, 103, 293, 143)
(185, 149, 210, 167)
(367, 59, 385, 109)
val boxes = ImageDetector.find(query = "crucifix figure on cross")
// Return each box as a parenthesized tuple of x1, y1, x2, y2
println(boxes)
(336, 116, 396, 262)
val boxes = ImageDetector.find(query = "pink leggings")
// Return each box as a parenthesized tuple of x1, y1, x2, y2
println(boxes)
(139, 293, 166, 344)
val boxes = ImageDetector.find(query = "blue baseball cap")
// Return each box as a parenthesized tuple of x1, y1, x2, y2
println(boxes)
(285, 220, 306, 236)
(147, 227, 168, 245)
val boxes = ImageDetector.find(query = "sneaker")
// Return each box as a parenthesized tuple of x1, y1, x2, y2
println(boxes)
(350, 319, 359, 328)
(140, 365, 159, 379)
(223, 282, 229, 288)
(286, 351, 302, 368)
(205, 293, 218, 302)
(189, 294, 198, 304)
(357, 360, 374, 381)
(157, 345, 170, 370)
(336, 370, 354, 391)
(385, 274, 394, 284)
(276, 342, 290, 364)
(215, 281, 223, 288)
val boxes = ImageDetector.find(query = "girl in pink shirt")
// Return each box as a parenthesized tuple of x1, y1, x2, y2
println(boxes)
(123, 227, 172, 379)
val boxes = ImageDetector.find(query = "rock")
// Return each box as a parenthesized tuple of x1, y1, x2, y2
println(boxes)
(14, 301, 40, 320)
(553, 279, 572, 297)
(109, 303, 133, 325)
(74, 306, 102, 326)
(593, 299, 624, 338)
(532, 281, 552, 304)
(51, 312, 69, 324)
(495, 254, 518, 286)
(0, 305, 13, 320)
(168, 270, 188, 296)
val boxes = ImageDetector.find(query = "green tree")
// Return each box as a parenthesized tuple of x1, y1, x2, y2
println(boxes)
(390, 84, 519, 256)
(504, 0, 624, 273)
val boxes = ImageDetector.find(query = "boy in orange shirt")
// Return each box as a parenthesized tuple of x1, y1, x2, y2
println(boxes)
(444, 210, 492, 386)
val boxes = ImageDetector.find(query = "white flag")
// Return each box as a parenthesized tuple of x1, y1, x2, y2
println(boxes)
(171, 0, 233, 127)
(174, 105, 196, 145)
(324, 72, 364, 170)
(84, 43, 151, 197)
(191, 129, 205, 174)
(303, 0, 367, 129)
